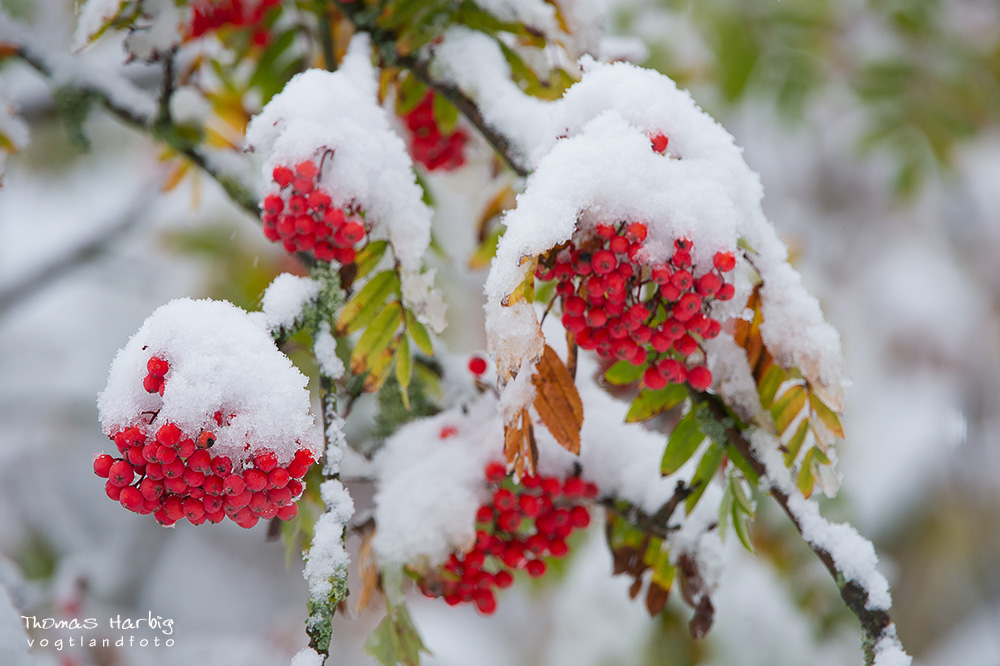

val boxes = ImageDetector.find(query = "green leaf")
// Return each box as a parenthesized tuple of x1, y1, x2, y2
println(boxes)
(660, 407, 705, 475)
(336, 270, 399, 335)
(771, 383, 807, 434)
(396, 335, 412, 410)
(404, 310, 434, 356)
(365, 599, 429, 666)
(605, 360, 645, 386)
(725, 444, 759, 486)
(431, 93, 460, 134)
(395, 73, 428, 116)
(729, 472, 754, 516)
(685, 443, 725, 513)
(783, 418, 810, 467)
(731, 500, 755, 553)
(757, 364, 785, 408)
(627, 385, 688, 423)
(354, 240, 389, 281)
(351, 302, 403, 374)
(808, 391, 845, 438)
(717, 485, 733, 538)
(248, 28, 297, 96)
(797, 449, 816, 497)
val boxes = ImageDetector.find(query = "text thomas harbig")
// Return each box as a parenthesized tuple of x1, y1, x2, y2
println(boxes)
(22, 613, 175, 649)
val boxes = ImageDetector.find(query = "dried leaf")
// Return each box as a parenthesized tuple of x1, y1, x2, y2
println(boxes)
(646, 583, 670, 616)
(531, 345, 583, 455)
(355, 526, 380, 614)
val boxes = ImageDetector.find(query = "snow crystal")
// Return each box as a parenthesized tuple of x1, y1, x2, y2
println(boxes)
(313, 321, 344, 380)
(304, 480, 354, 603)
(482, 57, 846, 421)
(245, 34, 443, 326)
(289, 647, 325, 666)
(260, 273, 319, 333)
(97, 298, 318, 466)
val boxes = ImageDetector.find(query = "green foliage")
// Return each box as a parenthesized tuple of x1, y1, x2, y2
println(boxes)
(52, 86, 98, 151)
(365, 598, 430, 666)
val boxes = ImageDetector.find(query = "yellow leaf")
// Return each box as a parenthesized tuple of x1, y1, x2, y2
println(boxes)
(771, 384, 807, 435)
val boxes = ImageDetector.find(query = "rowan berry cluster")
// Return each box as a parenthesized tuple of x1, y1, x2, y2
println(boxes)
(93, 355, 314, 528)
(261, 159, 369, 264)
(537, 221, 737, 392)
(416, 462, 598, 615)
(188, 0, 279, 46)
(402, 92, 467, 171)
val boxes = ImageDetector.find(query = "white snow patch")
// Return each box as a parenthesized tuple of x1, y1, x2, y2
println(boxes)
(97, 298, 318, 467)
(260, 273, 319, 333)
(303, 479, 354, 603)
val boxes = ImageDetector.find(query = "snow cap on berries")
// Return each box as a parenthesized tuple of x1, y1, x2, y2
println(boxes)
(245, 34, 445, 332)
(97, 298, 318, 467)
(485, 59, 847, 417)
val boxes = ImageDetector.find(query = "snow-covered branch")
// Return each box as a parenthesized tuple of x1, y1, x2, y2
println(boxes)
(0, 11, 259, 216)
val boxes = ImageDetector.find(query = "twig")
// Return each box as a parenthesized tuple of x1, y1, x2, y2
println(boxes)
(0, 13, 260, 217)
(329, 0, 530, 177)
(0, 185, 155, 318)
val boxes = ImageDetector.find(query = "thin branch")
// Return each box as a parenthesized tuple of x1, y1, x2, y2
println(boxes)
(329, 0, 530, 177)
(0, 184, 155, 318)
(699, 393, 896, 657)
(1, 13, 260, 217)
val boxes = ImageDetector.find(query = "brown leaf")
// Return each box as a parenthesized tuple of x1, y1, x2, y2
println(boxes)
(628, 577, 643, 600)
(532, 344, 584, 455)
(503, 408, 537, 477)
(355, 524, 380, 614)
(689, 597, 715, 639)
(646, 582, 671, 616)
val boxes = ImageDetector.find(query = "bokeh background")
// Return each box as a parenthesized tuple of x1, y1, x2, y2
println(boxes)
(1, 0, 999, 664)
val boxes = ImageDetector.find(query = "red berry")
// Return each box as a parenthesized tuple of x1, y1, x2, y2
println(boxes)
(93, 454, 114, 478)
(526, 559, 546, 577)
(295, 160, 318, 179)
(108, 460, 134, 487)
(674, 334, 698, 356)
(244, 469, 268, 492)
(272, 165, 293, 187)
(142, 374, 162, 394)
(474, 589, 497, 615)
(609, 236, 629, 254)
(277, 504, 298, 521)
(650, 133, 669, 152)
(155, 423, 181, 447)
(591, 249, 617, 275)
(697, 273, 722, 296)
(716, 283, 736, 301)
(262, 194, 283, 215)
(484, 461, 506, 484)
(468, 357, 488, 375)
(671, 270, 693, 291)
(223, 474, 246, 496)
(211, 456, 233, 477)
(268, 467, 290, 489)
(146, 356, 169, 377)
(569, 506, 591, 528)
(643, 366, 667, 390)
(119, 486, 144, 512)
(713, 251, 736, 272)
(687, 366, 713, 391)
(625, 222, 647, 243)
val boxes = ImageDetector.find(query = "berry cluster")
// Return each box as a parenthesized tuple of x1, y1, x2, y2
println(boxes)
(93, 356, 314, 528)
(537, 222, 737, 392)
(188, 0, 279, 46)
(416, 462, 597, 614)
(261, 159, 369, 264)
(402, 92, 467, 171)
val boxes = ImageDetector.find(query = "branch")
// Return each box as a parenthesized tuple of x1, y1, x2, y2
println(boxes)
(0, 183, 155, 318)
(698, 393, 901, 662)
(329, 0, 530, 177)
(0, 13, 260, 217)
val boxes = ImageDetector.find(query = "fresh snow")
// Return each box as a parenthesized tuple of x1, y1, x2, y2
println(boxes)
(245, 34, 445, 331)
(97, 298, 318, 466)
(303, 479, 354, 604)
(260, 272, 319, 333)
(479, 57, 846, 421)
